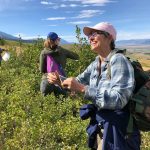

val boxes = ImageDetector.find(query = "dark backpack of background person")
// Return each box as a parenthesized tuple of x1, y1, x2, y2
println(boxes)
(107, 49, 150, 132)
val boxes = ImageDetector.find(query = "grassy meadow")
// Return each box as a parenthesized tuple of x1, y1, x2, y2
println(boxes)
(0, 39, 150, 149)
(118, 45, 150, 71)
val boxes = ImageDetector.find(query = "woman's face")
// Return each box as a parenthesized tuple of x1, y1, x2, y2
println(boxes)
(47, 38, 60, 49)
(54, 38, 61, 46)
(88, 31, 111, 54)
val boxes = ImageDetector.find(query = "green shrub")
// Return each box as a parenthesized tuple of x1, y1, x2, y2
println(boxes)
(0, 26, 150, 150)
(0, 38, 6, 46)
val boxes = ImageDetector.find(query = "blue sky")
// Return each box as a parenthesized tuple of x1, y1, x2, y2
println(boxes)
(0, 0, 150, 42)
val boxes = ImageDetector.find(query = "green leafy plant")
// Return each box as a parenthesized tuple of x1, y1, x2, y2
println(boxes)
(0, 26, 150, 150)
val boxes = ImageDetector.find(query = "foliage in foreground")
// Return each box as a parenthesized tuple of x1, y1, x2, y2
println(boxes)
(0, 27, 150, 149)
(0, 28, 94, 149)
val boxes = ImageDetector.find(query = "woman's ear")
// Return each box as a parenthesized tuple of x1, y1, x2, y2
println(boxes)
(109, 34, 113, 40)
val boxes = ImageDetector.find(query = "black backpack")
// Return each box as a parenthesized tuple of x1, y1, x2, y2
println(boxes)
(107, 49, 150, 132)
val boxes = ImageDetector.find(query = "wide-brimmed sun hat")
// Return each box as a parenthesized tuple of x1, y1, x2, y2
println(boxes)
(83, 22, 117, 41)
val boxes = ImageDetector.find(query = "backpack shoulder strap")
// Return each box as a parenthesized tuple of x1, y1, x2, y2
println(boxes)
(106, 48, 126, 79)
(106, 49, 135, 133)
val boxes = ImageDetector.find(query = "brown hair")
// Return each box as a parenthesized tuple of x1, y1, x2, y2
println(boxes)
(44, 39, 56, 49)
(110, 40, 115, 50)
(100, 31, 115, 50)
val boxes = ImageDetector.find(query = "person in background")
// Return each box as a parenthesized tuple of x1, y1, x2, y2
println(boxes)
(39, 32, 79, 97)
(48, 22, 141, 149)
(0, 48, 5, 66)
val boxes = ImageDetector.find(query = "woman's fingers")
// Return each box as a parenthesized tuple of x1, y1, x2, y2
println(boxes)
(62, 78, 85, 92)
(62, 78, 77, 90)
(47, 72, 58, 84)
(62, 78, 72, 86)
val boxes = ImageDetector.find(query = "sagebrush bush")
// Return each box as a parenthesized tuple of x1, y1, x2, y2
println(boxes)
(0, 27, 150, 150)
(0, 34, 92, 149)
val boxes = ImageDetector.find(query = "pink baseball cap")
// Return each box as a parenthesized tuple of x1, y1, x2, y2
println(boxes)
(83, 22, 117, 41)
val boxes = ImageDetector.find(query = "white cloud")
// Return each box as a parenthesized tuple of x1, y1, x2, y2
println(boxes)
(40, 1, 54, 5)
(14, 33, 26, 38)
(81, 0, 111, 5)
(74, 10, 104, 18)
(82, 5, 90, 7)
(60, 35, 77, 42)
(40, 1, 48, 5)
(14, 33, 46, 39)
(48, 24, 57, 26)
(23, 35, 46, 40)
(46, 3, 78, 9)
(61, 0, 112, 6)
(60, 4, 67, 7)
(69, 4, 78, 7)
(68, 21, 91, 24)
(46, 17, 66, 20)
(15, 33, 77, 42)
(41, 0, 113, 9)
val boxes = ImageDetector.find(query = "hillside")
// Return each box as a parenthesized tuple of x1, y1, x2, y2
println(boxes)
(0, 41, 150, 149)
(118, 45, 150, 54)
(1, 30, 150, 46)
(116, 39, 150, 46)
(0, 31, 19, 41)
(0, 31, 70, 44)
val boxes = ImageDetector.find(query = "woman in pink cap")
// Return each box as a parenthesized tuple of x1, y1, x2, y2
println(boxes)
(49, 22, 141, 149)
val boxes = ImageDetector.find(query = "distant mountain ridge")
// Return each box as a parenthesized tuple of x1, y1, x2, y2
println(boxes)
(1, 31, 150, 45)
(116, 39, 150, 46)
(0, 31, 70, 44)
(0, 31, 19, 41)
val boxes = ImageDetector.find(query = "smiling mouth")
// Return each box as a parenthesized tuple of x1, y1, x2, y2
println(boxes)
(91, 41, 97, 45)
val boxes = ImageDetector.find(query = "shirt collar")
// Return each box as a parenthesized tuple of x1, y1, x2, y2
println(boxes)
(104, 50, 117, 62)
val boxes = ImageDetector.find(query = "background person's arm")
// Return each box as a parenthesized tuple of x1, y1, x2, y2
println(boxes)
(63, 48, 79, 60)
(39, 51, 46, 73)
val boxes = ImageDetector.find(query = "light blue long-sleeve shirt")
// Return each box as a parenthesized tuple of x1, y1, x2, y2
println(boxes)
(76, 51, 135, 110)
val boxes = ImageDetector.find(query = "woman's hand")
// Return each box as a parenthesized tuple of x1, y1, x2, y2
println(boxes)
(62, 77, 85, 93)
(47, 72, 61, 86)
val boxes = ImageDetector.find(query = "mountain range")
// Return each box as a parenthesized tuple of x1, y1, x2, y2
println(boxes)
(116, 39, 150, 46)
(0, 31, 70, 44)
(0, 31, 19, 41)
(1, 30, 150, 46)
